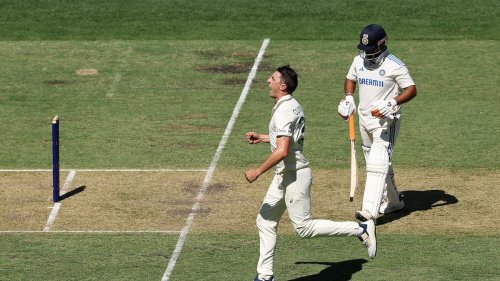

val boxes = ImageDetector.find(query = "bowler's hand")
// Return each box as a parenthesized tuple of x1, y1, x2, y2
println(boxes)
(245, 169, 259, 183)
(246, 132, 260, 144)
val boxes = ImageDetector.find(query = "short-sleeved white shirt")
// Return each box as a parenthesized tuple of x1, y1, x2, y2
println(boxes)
(269, 95, 309, 173)
(346, 53, 415, 116)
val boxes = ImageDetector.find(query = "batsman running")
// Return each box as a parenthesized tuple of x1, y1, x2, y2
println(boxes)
(337, 24, 417, 222)
(246, 65, 376, 281)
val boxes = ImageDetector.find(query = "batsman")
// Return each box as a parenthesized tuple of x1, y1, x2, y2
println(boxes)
(338, 24, 417, 222)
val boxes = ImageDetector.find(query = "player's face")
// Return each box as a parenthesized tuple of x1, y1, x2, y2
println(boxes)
(267, 71, 284, 99)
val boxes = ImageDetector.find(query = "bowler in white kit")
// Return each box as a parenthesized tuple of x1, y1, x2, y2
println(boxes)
(246, 65, 376, 281)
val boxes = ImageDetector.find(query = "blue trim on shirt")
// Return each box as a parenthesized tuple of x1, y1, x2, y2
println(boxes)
(387, 54, 404, 66)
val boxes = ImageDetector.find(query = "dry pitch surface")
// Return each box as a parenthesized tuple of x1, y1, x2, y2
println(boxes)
(0, 169, 498, 235)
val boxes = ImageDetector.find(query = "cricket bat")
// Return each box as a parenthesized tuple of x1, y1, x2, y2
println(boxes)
(349, 113, 358, 202)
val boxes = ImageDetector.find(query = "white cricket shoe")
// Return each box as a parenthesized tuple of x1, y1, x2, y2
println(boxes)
(355, 209, 372, 222)
(379, 196, 405, 214)
(359, 219, 377, 258)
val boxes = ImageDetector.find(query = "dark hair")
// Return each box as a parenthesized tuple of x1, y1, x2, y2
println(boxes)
(276, 65, 298, 94)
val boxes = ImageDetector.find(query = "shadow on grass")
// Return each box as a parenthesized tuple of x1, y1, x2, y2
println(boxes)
(289, 259, 368, 281)
(57, 186, 86, 201)
(377, 189, 458, 226)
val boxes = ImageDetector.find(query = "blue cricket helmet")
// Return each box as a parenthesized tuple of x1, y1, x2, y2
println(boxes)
(358, 24, 387, 52)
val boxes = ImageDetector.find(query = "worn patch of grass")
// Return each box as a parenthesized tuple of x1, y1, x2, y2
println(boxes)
(0, 40, 265, 169)
(0, 171, 58, 230)
(0, 1, 498, 280)
(2, 168, 497, 234)
(196, 168, 500, 234)
(1, 39, 498, 169)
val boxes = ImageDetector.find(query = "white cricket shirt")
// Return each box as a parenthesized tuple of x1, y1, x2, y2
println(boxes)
(346, 53, 415, 116)
(269, 95, 309, 174)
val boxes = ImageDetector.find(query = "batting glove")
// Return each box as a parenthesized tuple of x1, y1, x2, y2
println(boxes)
(371, 99, 397, 119)
(338, 95, 356, 120)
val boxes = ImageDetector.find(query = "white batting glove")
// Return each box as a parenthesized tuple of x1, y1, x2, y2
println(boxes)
(371, 99, 397, 119)
(338, 95, 356, 120)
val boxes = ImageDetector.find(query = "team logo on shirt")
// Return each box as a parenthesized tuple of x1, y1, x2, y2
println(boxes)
(379, 69, 386, 76)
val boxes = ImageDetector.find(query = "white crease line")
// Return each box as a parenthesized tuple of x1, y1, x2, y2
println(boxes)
(0, 230, 181, 234)
(43, 170, 76, 232)
(161, 38, 270, 281)
(0, 169, 207, 172)
(0, 169, 53, 172)
(74, 169, 208, 172)
(106, 46, 133, 98)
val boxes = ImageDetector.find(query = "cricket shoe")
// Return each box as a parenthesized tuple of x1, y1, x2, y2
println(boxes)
(359, 219, 377, 258)
(254, 275, 274, 281)
(355, 209, 372, 222)
(379, 195, 404, 214)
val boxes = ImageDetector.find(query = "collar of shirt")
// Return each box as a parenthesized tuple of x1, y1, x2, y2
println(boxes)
(272, 94, 293, 114)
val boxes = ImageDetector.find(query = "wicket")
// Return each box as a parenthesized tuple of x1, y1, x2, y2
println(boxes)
(52, 116, 60, 202)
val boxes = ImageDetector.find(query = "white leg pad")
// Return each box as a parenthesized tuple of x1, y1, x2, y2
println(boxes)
(362, 144, 389, 218)
(362, 145, 371, 163)
(385, 165, 401, 204)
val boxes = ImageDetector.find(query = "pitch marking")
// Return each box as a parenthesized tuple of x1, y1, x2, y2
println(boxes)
(106, 46, 133, 98)
(43, 170, 76, 232)
(161, 38, 271, 281)
(0, 169, 207, 172)
(0, 230, 181, 234)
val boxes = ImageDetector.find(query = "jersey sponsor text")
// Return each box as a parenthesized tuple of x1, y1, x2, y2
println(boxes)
(359, 78, 384, 87)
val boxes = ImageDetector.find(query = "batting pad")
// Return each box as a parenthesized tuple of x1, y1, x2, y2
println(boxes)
(385, 165, 400, 204)
(362, 144, 389, 218)
(362, 145, 371, 163)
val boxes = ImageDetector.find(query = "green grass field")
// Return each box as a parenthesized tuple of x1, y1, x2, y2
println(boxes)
(0, 1, 499, 280)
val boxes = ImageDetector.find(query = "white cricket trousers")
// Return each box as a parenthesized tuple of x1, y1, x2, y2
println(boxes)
(358, 113, 401, 218)
(256, 167, 360, 279)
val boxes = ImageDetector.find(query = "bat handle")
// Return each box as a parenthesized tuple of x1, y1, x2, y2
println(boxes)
(349, 113, 355, 141)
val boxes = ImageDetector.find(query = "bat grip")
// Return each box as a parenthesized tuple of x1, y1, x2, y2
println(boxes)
(348, 114, 355, 141)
